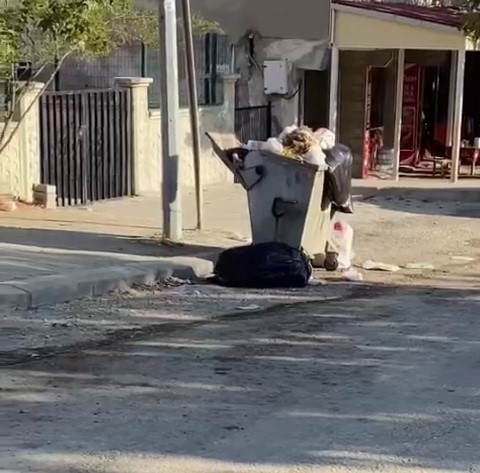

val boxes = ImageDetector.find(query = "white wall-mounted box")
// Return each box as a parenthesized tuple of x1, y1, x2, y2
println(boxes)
(263, 60, 289, 95)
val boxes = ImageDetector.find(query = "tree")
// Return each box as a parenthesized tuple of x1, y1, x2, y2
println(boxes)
(459, 0, 480, 45)
(0, 0, 221, 158)
(0, 0, 136, 156)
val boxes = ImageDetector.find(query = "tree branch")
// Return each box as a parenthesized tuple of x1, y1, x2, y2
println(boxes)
(0, 51, 71, 157)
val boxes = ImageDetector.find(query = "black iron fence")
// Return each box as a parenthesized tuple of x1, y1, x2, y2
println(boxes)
(39, 88, 134, 206)
(234, 104, 273, 144)
(36, 34, 231, 109)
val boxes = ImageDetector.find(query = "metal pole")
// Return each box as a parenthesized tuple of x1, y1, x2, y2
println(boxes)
(451, 49, 465, 183)
(446, 51, 457, 147)
(180, 0, 203, 230)
(141, 42, 148, 78)
(328, 46, 339, 136)
(159, 0, 182, 240)
(393, 49, 405, 181)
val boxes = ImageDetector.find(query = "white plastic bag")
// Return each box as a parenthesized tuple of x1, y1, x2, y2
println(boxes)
(303, 145, 326, 166)
(332, 220, 354, 270)
(263, 137, 284, 154)
(313, 128, 336, 150)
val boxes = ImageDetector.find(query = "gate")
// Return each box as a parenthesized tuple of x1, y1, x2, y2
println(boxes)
(39, 89, 133, 206)
(234, 104, 272, 144)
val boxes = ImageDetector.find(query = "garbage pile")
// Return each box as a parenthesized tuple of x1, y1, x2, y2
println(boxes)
(245, 126, 335, 167)
(206, 125, 356, 289)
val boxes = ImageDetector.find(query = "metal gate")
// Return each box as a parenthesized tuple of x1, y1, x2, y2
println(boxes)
(39, 89, 133, 206)
(234, 104, 272, 144)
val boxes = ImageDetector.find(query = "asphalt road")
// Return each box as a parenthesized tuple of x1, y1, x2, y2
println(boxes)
(2, 283, 480, 473)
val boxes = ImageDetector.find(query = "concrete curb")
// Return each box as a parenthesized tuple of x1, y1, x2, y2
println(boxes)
(0, 257, 214, 310)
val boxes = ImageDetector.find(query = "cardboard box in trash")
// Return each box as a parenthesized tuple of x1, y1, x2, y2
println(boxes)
(206, 132, 337, 268)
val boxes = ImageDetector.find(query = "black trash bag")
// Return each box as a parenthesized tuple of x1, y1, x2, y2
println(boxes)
(212, 242, 312, 288)
(324, 144, 354, 214)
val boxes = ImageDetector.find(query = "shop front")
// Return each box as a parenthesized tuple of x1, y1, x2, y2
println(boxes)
(331, 0, 475, 182)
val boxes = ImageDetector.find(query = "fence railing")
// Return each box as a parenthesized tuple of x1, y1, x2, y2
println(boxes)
(35, 34, 231, 109)
(39, 88, 134, 206)
(235, 104, 273, 144)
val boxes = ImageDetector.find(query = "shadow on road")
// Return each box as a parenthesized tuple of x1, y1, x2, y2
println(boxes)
(2, 282, 480, 472)
(352, 184, 480, 219)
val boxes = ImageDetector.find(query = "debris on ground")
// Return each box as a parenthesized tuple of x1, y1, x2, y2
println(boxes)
(332, 220, 354, 270)
(450, 256, 475, 262)
(164, 276, 192, 287)
(308, 277, 327, 286)
(236, 304, 262, 311)
(341, 268, 363, 281)
(362, 260, 401, 272)
(404, 263, 435, 271)
(0, 198, 17, 212)
(213, 242, 312, 288)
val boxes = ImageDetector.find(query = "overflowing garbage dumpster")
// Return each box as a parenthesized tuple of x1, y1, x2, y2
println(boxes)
(207, 126, 354, 287)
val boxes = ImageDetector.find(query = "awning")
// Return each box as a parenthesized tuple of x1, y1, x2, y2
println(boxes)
(332, 0, 472, 51)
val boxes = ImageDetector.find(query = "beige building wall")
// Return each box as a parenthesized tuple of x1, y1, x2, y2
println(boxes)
(116, 75, 237, 194)
(145, 103, 234, 191)
(334, 10, 465, 50)
(0, 83, 42, 202)
(0, 120, 22, 198)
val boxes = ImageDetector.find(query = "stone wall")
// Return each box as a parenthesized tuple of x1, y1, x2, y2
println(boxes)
(0, 77, 235, 202)
(0, 83, 42, 202)
(0, 121, 22, 198)
(115, 75, 237, 194)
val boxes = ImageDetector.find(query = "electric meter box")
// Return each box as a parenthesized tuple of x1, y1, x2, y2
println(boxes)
(263, 60, 289, 95)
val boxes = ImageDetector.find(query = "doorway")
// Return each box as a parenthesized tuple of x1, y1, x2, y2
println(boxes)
(303, 70, 329, 130)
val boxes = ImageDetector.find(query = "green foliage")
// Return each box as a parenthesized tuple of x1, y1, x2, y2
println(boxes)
(0, 15, 18, 76)
(0, 0, 135, 74)
(113, 9, 223, 47)
(0, 0, 222, 157)
(462, 0, 480, 45)
(0, 0, 223, 77)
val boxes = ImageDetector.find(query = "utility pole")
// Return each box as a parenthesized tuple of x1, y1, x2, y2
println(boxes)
(159, 0, 182, 240)
(180, 0, 203, 230)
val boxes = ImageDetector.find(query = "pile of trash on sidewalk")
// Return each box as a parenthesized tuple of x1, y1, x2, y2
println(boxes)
(207, 125, 360, 288)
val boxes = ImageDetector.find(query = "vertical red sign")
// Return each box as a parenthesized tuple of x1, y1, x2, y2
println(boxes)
(400, 64, 421, 164)
(363, 67, 372, 178)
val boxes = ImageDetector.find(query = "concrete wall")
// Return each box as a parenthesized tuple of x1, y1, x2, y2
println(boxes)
(139, 0, 331, 132)
(145, 106, 233, 190)
(115, 75, 236, 194)
(0, 120, 22, 198)
(138, 0, 331, 43)
(0, 83, 42, 202)
(235, 37, 330, 134)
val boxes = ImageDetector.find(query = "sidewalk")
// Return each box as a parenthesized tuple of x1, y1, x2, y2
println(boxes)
(1, 179, 479, 309)
(0, 186, 250, 309)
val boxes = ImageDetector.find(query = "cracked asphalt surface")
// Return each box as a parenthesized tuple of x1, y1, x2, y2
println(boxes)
(2, 282, 480, 472)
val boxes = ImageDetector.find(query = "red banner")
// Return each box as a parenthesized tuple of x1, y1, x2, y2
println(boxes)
(363, 67, 373, 178)
(400, 64, 421, 164)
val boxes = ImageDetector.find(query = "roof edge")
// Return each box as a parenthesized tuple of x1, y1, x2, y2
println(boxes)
(332, 1, 465, 33)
